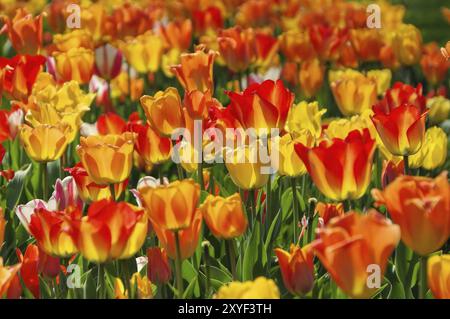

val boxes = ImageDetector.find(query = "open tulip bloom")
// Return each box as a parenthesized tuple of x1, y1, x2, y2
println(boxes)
(0, 0, 449, 304)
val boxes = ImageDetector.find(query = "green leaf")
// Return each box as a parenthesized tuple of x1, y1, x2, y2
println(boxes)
(241, 222, 260, 281)
(6, 164, 32, 212)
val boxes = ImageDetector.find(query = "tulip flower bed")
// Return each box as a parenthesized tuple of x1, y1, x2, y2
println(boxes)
(0, 0, 449, 301)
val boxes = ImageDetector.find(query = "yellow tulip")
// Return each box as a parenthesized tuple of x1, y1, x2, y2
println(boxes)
(409, 127, 447, 170)
(53, 29, 94, 52)
(53, 47, 94, 84)
(367, 69, 392, 96)
(76, 132, 135, 185)
(392, 24, 422, 66)
(215, 277, 280, 299)
(119, 32, 164, 74)
(285, 101, 326, 139)
(427, 96, 450, 125)
(20, 123, 71, 162)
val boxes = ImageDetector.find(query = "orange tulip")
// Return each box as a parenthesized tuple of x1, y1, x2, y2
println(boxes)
(200, 193, 247, 239)
(183, 89, 219, 120)
(171, 47, 217, 93)
(140, 87, 184, 137)
(192, 6, 224, 36)
(427, 255, 450, 299)
(312, 211, 400, 299)
(53, 47, 94, 84)
(0, 8, 43, 54)
(139, 179, 200, 231)
(420, 43, 450, 86)
(315, 202, 344, 226)
(279, 30, 315, 63)
(372, 172, 450, 256)
(0, 259, 21, 298)
(350, 29, 384, 62)
(0, 55, 46, 102)
(151, 209, 202, 260)
(0, 208, 5, 248)
(147, 247, 171, 284)
(76, 132, 135, 185)
(96, 112, 127, 135)
(299, 58, 325, 99)
(134, 123, 172, 165)
(160, 19, 193, 52)
(217, 26, 255, 73)
(295, 129, 376, 201)
(109, 3, 153, 40)
(28, 206, 80, 257)
(73, 199, 147, 263)
(275, 244, 315, 296)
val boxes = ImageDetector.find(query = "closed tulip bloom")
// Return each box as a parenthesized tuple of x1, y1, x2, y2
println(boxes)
(275, 244, 315, 295)
(28, 206, 80, 257)
(366, 69, 392, 96)
(312, 211, 400, 299)
(200, 193, 247, 239)
(270, 132, 314, 177)
(315, 202, 344, 225)
(53, 47, 94, 84)
(76, 132, 135, 185)
(285, 101, 326, 139)
(140, 87, 184, 137)
(350, 29, 384, 61)
(409, 127, 447, 170)
(227, 79, 294, 133)
(52, 30, 94, 52)
(299, 58, 325, 98)
(427, 96, 450, 125)
(371, 104, 427, 156)
(392, 24, 422, 66)
(119, 32, 163, 74)
(73, 199, 147, 263)
(379, 82, 427, 114)
(225, 143, 270, 190)
(134, 124, 172, 165)
(139, 179, 200, 231)
(372, 172, 450, 256)
(381, 159, 404, 189)
(295, 129, 376, 201)
(0, 54, 46, 102)
(184, 90, 219, 120)
(427, 255, 450, 299)
(94, 43, 123, 80)
(160, 19, 192, 52)
(147, 247, 171, 284)
(279, 30, 315, 63)
(420, 43, 449, 86)
(151, 209, 202, 260)
(96, 112, 127, 135)
(217, 26, 255, 73)
(1, 8, 43, 54)
(0, 259, 21, 298)
(171, 48, 217, 93)
(20, 123, 71, 162)
(330, 72, 378, 116)
(215, 277, 280, 299)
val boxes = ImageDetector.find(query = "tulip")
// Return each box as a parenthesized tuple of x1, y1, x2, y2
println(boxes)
(200, 193, 247, 239)
(184, 90, 219, 120)
(392, 24, 422, 66)
(134, 124, 172, 165)
(366, 69, 392, 96)
(109, 3, 153, 40)
(0, 54, 46, 102)
(0, 8, 43, 54)
(295, 129, 376, 201)
(427, 255, 450, 299)
(29, 206, 80, 257)
(73, 199, 147, 263)
(119, 32, 163, 74)
(96, 112, 127, 135)
(0, 259, 21, 298)
(372, 172, 450, 256)
(409, 127, 447, 170)
(147, 247, 171, 284)
(427, 96, 450, 125)
(94, 43, 123, 80)
(151, 208, 202, 260)
(160, 19, 192, 52)
(285, 101, 326, 139)
(192, 6, 224, 36)
(270, 132, 314, 177)
(171, 48, 217, 93)
(275, 244, 314, 295)
(140, 87, 184, 137)
(76, 132, 135, 185)
(50, 176, 83, 211)
(20, 123, 71, 162)
(441, 41, 450, 60)
(130, 273, 153, 299)
(53, 47, 94, 84)
(15, 244, 40, 298)
(215, 277, 280, 299)
(371, 104, 427, 157)
(420, 43, 449, 86)
(315, 202, 344, 226)
(52, 30, 94, 52)
(111, 71, 144, 102)
(217, 26, 255, 73)
(350, 29, 384, 61)
(381, 159, 404, 189)
(330, 72, 378, 116)
(226, 79, 294, 133)
(312, 210, 400, 299)
(299, 58, 325, 98)
(139, 179, 200, 231)
(225, 143, 270, 190)
(279, 30, 315, 63)
(253, 32, 279, 71)
(378, 82, 427, 114)
(0, 208, 5, 248)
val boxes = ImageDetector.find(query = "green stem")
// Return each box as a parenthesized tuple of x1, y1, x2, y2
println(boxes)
(109, 183, 116, 201)
(227, 239, 237, 281)
(42, 162, 48, 201)
(291, 177, 299, 242)
(174, 230, 184, 299)
(198, 161, 204, 191)
(203, 244, 211, 297)
(97, 263, 105, 299)
(177, 164, 184, 180)
(404, 253, 419, 299)
(403, 155, 409, 175)
(266, 176, 272, 231)
(419, 255, 428, 299)
(158, 165, 164, 185)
